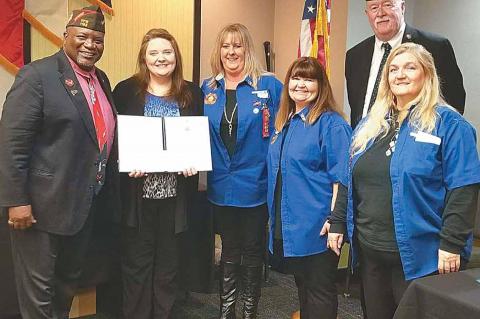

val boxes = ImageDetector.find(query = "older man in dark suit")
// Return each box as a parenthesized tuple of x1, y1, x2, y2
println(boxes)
(346, 0, 465, 129)
(0, 6, 117, 318)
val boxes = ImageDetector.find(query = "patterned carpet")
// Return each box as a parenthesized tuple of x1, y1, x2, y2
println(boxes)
(86, 269, 363, 319)
(80, 246, 480, 319)
(171, 270, 363, 319)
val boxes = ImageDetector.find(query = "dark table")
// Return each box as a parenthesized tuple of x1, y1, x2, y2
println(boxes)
(394, 268, 480, 319)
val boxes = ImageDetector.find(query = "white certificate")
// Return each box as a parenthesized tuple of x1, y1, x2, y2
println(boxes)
(117, 115, 212, 173)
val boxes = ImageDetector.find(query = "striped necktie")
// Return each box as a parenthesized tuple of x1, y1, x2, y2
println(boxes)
(368, 42, 392, 111)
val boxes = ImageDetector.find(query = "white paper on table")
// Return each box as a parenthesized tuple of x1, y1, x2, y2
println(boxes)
(117, 115, 212, 173)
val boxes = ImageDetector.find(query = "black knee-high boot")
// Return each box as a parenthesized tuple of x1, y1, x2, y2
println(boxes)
(241, 265, 263, 319)
(219, 261, 239, 319)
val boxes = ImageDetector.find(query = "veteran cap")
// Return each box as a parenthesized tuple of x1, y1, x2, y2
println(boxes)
(66, 5, 105, 33)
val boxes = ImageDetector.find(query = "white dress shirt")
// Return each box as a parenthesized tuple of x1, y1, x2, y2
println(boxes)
(362, 23, 406, 119)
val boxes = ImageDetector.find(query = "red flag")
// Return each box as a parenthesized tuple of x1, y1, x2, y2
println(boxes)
(0, 0, 24, 74)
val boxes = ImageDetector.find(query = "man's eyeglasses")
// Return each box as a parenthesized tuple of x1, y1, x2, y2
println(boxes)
(366, 1, 400, 14)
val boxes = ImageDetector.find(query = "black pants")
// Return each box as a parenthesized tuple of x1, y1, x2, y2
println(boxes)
(122, 198, 179, 319)
(273, 239, 339, 319)
(214, 204, 268, 266)
(10, 208, 95, 319)
(359, 242, 468, 319)
(292, 250, 339, 319)
(359, 243, 409, 319)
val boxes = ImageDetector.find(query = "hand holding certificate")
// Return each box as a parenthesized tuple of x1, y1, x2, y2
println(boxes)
(118, 115, 212, 173)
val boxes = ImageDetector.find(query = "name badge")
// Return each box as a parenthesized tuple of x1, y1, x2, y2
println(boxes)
(410, 131, 441, 145)
(252, 90, 269, 99)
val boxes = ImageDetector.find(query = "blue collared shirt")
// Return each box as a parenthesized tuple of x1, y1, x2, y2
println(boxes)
(202, 74, 283, 207)
(267, 108, 351, 256)
(346, 106, 480, 280)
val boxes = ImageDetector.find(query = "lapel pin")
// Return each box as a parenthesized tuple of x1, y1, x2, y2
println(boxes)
(300, 113, 306, 122)
(204, 93, 217, 105)
(406, 33, 412, 40)
(65, 79, 74, 87)
(71, 89, 78, 96)
(271, 133, 279, 144)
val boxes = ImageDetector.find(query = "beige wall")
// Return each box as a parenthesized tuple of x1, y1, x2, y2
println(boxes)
(273, 0, 303, 82)
(30, 0, 195, 87)
(200, 0, 275, 83)
(201, 0, 348, 109)
(328, 0, 349, 109)
(0, 69, 14, 117)
(10, 1, 350, 110)
(25, 0, 349, 100)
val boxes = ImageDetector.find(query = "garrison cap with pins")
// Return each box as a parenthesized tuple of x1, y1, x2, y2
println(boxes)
(66, 5, 105, 33)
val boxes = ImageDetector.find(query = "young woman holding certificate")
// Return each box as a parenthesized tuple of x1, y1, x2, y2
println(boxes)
(113, 28, 202, 319)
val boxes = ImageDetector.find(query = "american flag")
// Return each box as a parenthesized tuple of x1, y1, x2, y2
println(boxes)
(298, 0, 331, 76)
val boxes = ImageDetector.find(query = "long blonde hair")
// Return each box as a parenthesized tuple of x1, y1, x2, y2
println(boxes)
(208, 23, 265, 89)
(351, 43, 444, 154)
(275, 57, 344, 132)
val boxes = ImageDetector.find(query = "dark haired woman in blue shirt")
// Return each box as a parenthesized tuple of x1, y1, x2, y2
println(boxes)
(267, 57, 351, 319)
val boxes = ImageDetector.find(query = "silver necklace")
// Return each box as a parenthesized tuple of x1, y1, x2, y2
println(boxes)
(385, 111, 400, 157)
(224, 103, 237, 136)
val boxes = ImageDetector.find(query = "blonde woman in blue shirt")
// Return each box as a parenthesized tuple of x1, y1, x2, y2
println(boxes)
(329, 43, 480, 319)
(202, 23, 282, 319)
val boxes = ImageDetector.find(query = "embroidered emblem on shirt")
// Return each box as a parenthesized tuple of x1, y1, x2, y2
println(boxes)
(204, 93, 217, 105)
